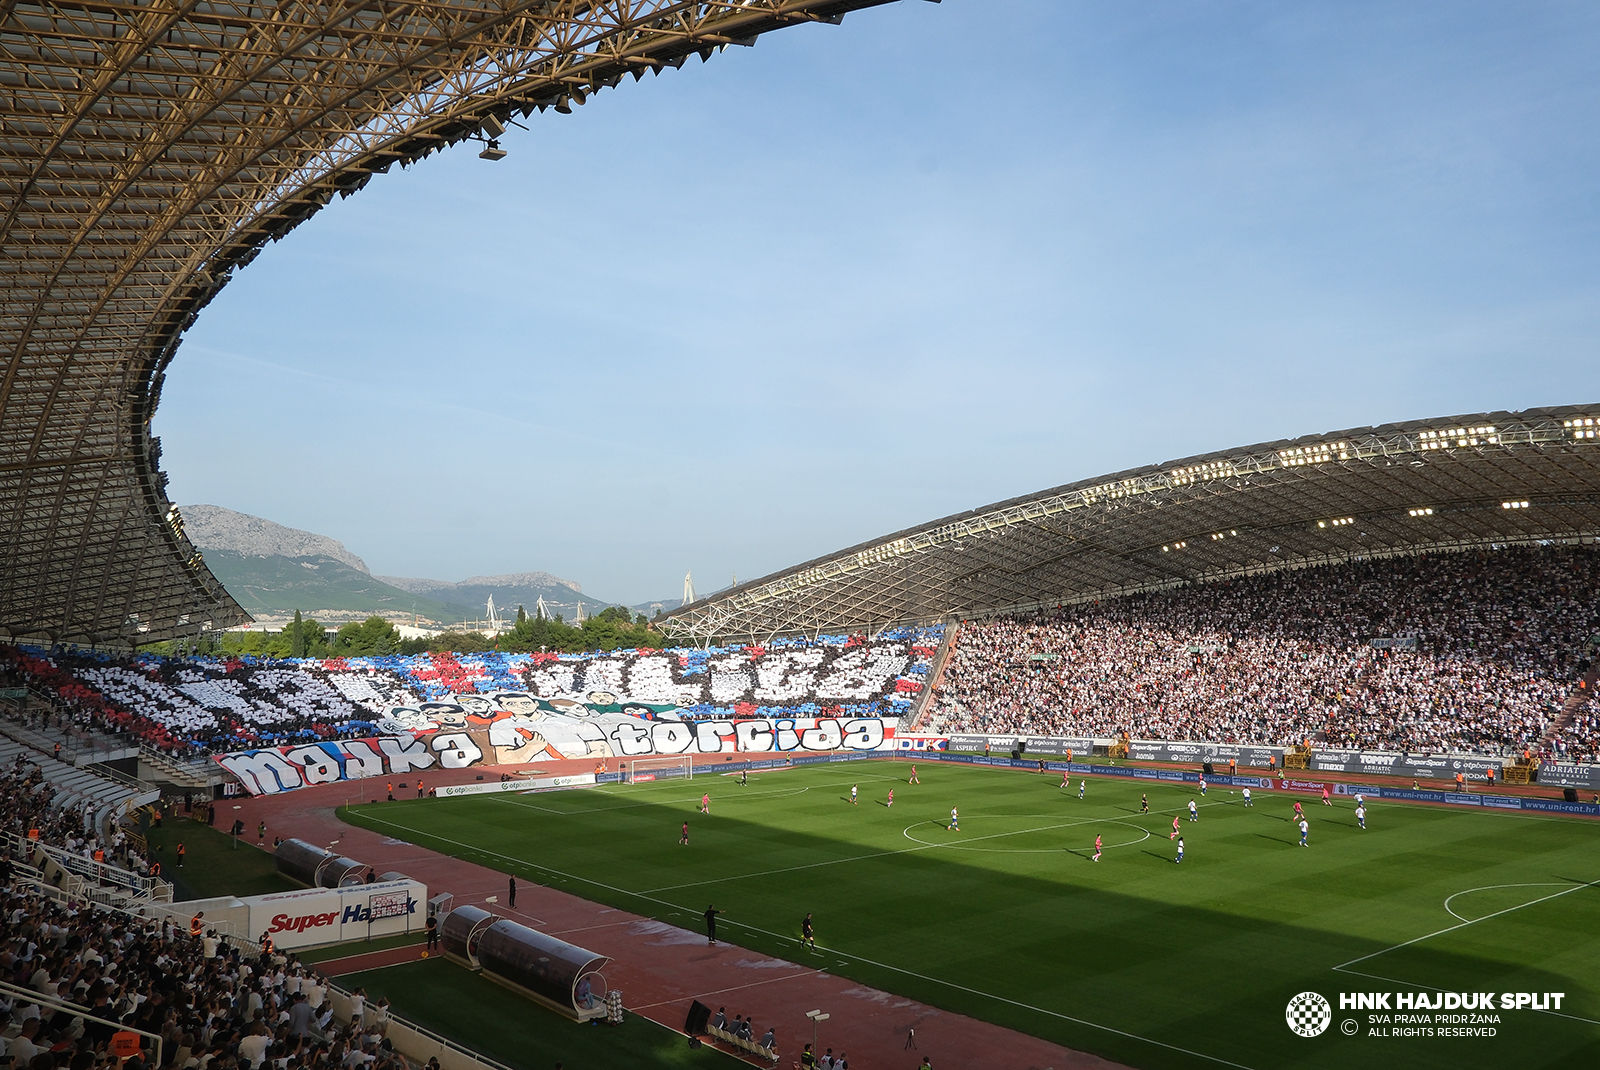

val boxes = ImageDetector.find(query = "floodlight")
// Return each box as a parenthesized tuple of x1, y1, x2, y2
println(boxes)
(479, 141, 507, 161)
(480, 114, 506, 139)
(555, 94, 572, 113)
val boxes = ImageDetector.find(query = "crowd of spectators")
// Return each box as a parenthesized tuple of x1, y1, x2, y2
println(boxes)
(0, 752, 169, 888)
(0, 871, 412, 1070)
(1552, 697, 1600, 763)
(930, 546, 1600, 760)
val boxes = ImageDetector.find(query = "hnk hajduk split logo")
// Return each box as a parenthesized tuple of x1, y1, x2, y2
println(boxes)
(1286, 992, 1333, 1037)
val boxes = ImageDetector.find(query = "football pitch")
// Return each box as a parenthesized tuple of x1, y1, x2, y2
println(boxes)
(340, 761, 1600, 1070)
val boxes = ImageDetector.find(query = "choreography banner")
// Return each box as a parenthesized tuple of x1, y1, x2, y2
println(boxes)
(216, 692, 903, 795)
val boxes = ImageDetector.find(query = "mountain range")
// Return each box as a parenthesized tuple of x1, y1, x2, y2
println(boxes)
(182, 505, 674, 627)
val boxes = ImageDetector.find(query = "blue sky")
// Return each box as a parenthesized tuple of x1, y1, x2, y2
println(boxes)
(160, 0, 1600, 605)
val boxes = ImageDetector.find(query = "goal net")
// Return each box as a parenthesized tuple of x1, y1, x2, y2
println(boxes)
(626, 755, 693, 783)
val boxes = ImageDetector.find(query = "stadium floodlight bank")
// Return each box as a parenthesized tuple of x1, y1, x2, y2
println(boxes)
(626, 756, 694, 783)
(663, 405, 1600, 643)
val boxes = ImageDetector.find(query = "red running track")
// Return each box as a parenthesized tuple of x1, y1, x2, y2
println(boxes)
(229, 762, 1126, 1070)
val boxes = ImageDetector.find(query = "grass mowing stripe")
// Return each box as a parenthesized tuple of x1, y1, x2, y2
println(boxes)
(1331, 876, 1600, 1026)
(1333, 877, 1600, 970)
(343, 764, 1600, 1070)
(348, 807, 1265, 1070)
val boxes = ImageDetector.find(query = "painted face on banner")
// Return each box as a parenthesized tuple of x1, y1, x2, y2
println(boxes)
(418, 702, 468, 729)
(492, 692, 542, 717)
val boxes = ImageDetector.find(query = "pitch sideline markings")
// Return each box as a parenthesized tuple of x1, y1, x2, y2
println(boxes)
(349, 809, 1257, 1070)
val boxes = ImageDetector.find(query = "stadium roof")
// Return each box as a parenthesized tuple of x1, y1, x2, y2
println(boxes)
(662, 406, 1600, 643)
(0, 0, 901, 645)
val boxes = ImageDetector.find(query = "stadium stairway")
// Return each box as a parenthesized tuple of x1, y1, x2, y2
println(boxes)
(908, 619, 959, 730)
(1536, 666, 1600, 755)
(137, 745, 224, 790)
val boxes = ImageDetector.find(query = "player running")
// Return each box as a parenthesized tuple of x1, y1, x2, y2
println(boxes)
(1298, 818, 1310, 847)
(1242, 787, 1252, 807)
(948, 807, 960, 831)
(1078, 779, 1086, 800)
(1140, 793, 1149, 813)
(887, 789, 895, 809)
(1188, 799, 1198, 822)
(801, 913, 816, 951)
(1060, 769, 1071, 789)
(680, 821, 690, 846)
(1356, 803, 1367, 829)
(850, 784, 858, 806)
(1322, 786, 1332, 806)
(739, 769, 748, 786)
(908, 765, 920, 785)
(1174, 836, 1185, 864)
(1170, 815, 1181, 840)
(1092, 834, 1103, 863)
(1198, 776, 1207, 796)
(700, 792, 710, 814)
(1293, 800, 1305, 821)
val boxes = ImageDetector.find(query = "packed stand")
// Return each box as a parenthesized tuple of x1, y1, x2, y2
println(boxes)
(929, 546, 1600, 759)
(0, 754, 162, 884)
(0, 873, 413, 1070)
(0, 626, 942, 758)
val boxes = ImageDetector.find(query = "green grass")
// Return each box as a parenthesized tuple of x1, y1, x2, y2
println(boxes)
(342, 959, 742, 1069)
(144, 815, 300, 900)
(297, 931, 425, 963)
(339, 762, 1600, 1070)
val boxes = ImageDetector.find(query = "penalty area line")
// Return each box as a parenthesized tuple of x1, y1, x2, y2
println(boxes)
(1333, 877, 1600, 972)
(1330, 876, 1600, 1027)
(1332, 965, 1600, 1027)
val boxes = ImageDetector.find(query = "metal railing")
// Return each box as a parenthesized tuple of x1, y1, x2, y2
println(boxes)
(3, 829, 171, 901)
(0, 697, 140, 767)
(0, 979, 163, 1066)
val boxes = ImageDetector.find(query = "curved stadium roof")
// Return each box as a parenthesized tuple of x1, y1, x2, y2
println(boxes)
(0, 0, 898, 644)
(662, 406, 1600, 643)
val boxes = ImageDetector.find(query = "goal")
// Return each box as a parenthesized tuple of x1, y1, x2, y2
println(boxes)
(626, 755, 694, 784)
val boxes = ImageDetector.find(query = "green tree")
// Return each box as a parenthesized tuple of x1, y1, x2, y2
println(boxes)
(330, 615, 401, 656)
(290, 609, 306, 657)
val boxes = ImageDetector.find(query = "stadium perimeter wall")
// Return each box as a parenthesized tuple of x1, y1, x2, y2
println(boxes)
(559, 749, 1600, 818)
(944, 733, 1600, 789)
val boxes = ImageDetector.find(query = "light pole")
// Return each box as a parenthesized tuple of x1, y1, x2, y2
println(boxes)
(804, 1010, 829, 1058)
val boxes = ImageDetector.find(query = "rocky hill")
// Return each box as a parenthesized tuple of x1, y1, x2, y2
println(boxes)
(181, 505, 622, 626)
(183, 504, 371, 573)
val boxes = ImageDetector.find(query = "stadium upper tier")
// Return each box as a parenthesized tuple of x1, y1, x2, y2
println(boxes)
(0, 0, 900, 646)
(663, 406, 1600, 642)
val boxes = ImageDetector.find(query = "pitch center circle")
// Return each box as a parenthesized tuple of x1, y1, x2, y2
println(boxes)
(901, 817, 1152, 853)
